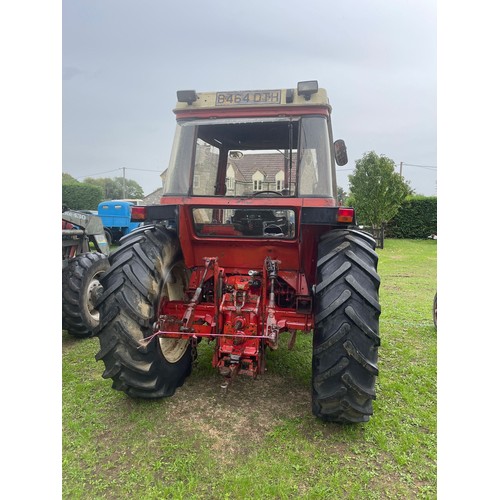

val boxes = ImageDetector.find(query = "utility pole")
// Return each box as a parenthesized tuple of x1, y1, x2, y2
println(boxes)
(400, 162, 403, 177)
(122, 167, 126, 198)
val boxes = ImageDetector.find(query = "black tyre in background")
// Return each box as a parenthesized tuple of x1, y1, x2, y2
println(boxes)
(62, 252, 109, 338)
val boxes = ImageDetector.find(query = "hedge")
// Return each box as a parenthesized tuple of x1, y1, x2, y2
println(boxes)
(386, 196, 437, 239)
(62, 183, 104, 210)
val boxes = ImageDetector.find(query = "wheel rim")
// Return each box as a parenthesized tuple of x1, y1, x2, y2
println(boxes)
(158, 261, 190, 363)
(159, 337, 190, 363)
(86, 274, 104, 322)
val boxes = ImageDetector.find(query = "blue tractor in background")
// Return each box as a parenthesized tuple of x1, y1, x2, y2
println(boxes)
(97, 200, 142, 244)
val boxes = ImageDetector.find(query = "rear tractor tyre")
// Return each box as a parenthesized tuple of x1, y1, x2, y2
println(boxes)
(312, 229, 381, 423)
(62, 252, 110, 338)
(94, 225, 193, 398)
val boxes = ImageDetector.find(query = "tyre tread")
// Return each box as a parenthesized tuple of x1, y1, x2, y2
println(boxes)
(312, 229, 380, 423)
(94, 226, 191, 399)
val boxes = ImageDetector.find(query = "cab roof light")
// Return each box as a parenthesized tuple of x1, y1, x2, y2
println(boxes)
(177, 90, 197, 104)
(337, 207, 354, 224)
(131, 206, 146, 222)
(297, 80, 318, 100)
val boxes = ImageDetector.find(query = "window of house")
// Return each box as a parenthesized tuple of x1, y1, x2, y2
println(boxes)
(252, 170, 264, 192)
(275, 170, 284, 192)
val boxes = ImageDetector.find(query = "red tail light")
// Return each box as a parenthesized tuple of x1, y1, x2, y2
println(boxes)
(131, 206, 146, 222)
(337, 207, 354, 224)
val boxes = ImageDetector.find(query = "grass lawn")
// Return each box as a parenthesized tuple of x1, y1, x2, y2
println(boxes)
(62, 238, 437, 499)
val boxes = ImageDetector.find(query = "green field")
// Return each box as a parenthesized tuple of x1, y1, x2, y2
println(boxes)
(62, 238, 437, 499)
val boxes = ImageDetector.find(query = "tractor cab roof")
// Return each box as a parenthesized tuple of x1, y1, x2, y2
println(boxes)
(173, 81, 332, 116)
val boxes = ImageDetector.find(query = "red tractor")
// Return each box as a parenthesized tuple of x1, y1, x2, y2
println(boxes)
(94, 81, 381, 423)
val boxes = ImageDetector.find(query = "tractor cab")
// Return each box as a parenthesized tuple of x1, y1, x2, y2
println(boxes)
(146, 81, 351, 270)
(164, 81, 347, 201)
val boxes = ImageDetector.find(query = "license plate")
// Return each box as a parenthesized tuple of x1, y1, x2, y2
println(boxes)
(215, 90, 282, 106)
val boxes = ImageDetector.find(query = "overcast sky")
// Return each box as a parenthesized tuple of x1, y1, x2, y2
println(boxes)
(62, 0, 437, 197)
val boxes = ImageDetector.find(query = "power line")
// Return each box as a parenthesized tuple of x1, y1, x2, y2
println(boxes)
(126, 167, 163, 173)
(75, 168, 121, 179)
(74, 167, 163, 180)
(399, 161, 437, 177)
(402, 163, 437, 170)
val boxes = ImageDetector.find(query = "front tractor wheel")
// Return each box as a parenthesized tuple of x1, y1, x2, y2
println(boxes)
(312, 229, 381, 423)
(62, 252, 110, 338)
(94, 225, 193, 398)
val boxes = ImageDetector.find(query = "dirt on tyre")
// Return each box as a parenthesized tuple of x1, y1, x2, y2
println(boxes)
(94, 224, 194, 398)
(62, 252, 110, 338)
(312, 229, 381, 423)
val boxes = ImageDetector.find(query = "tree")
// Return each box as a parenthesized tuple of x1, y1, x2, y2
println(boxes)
(83, 177, 144, 200)
(62, 172, 79, 184)
(62, 173, 145, 206)
(337, 186, 348, 205)
(62, 183, 104, 210)
(348, 151, 412, 227)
